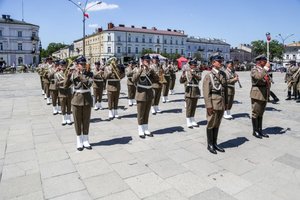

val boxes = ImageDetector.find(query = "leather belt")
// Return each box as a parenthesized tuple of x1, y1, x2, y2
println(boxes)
(74, 89, 90, 93)
(108, 79, 120, 81)
(187, 84, 199, 87)
(137, 84, 152, 89)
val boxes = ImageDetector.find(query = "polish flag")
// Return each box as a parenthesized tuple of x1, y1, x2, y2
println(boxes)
(84, 13, 89, 18)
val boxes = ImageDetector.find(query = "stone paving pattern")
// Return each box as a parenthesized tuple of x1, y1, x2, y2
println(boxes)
(0, 71, 300, 200)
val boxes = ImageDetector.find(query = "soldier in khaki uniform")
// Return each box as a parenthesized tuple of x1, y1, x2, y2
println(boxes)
(93, 61, 105, 110)
(296, 63, 300, 103)
(150, 56, 163, 114)
(132, 55, 159, 138)
(126, 61, 137, 106)
(48, 60, 61, 115)
(161, 60, 171, 103)
(250, 55, 271, 139)
(180, 60, 202, 128)
(285, 60, 299, 100)
(104, 57, 125, 119)
(55, 60, 73, 125)
(223, 60, 239, 119)
(43, 57, 53, 105)
(64, 56, 93, 151)
(203, 55, 227, 154)
(36, 58, 46, 95)
(169, 61, 177, 95)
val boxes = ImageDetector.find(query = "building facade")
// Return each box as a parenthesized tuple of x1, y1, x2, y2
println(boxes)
(230, 44, 253, 63)
(0, 14, 40, 66)
(186, 37, 231, 62)
(283, 43, 300, 67)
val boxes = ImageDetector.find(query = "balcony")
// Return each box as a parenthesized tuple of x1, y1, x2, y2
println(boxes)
(31, 36, 39, 41)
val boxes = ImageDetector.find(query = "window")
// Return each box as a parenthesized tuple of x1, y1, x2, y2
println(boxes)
(181, 49, 184, 55)
(0, 43, 3, 50)
(0, 30, 2, 37)
(176, 40, 178, 45)
(188, 46, 190, 50)
(32, 32, 36, 37)
(157, 37, 160, 44)
(128, 47, 131, 54)
(164, 39, 167, 44)
(149, 48, 152, 51)
(170, 39, 173, 45)
(107, 35, 111, 42)
(293, 55, 296, 59)
(117, 46, 121, 53)
(142, 36, 145, 43)
(128, 36, 131, 42)
(18, 31, 22, 37)
(181, 39, 184, 45)
(108, 47, 111, 53)
(18, 43, 22, 51)
(18, 57, 23, 64)
(170, 49, 173, 54)
(164, 48, 167, 53)
(117, 36, 121, 42)
(135, 37, 139, 42)
(135, 47, 138, 54)
(175, 49, 178, 54)
(149, 38, 152, 43)
(157, 48, 160, 53)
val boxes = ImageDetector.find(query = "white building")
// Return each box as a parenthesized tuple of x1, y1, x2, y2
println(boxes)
(186, 37, 231, 62)
(283, 43, 300, 67)
(0, 14, 40, 66)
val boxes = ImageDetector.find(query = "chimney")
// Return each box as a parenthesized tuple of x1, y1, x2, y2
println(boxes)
(108, 22, 114, 29)
(119, 24, 125, 27)
(7, 15, 10, 19)
(142, 26, 147, 29)
(167, 29, 171, 31)
(152, 27, 157, 30)
(173, 30, 177, 32)
(2, 15, 7, 19)
(98, 27, 103, 32)
(131, 25, 135, 28)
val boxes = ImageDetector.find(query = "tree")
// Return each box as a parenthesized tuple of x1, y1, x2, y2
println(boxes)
(251, 40, 284, 61)
(193, 51, 203, 61)
(141, 48, 155, 55)
(40, 43, 68, 59)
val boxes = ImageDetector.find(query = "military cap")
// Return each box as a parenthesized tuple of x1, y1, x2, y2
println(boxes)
(46, 57, 53, 61)
(129, 60, 137, 65)
(75, 55, 87, 64)
(226, 60, 234, 64)
(254, 55, 267, 62)
(189, 60, 198, 66)
(95, 61, 100, 65)
(210, 55, 224, 62)
(141, 55, 151, 60)
(187, 57, 193, 60)
(54, 60, 60, 65)
(59, 60, 67, 65)
(152, 55, 160, 60)
(289, 60, 296, 65)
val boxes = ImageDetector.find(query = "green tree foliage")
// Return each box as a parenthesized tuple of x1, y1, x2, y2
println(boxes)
(40, 43, 68, 59)
(251, 40, 284, 61)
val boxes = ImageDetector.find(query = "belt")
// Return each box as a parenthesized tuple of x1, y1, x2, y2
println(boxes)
(108, 79, 120, 82)
(94, 79, 103, 82)
(211, 91, 221, 95)
(228, 85, 235, 88)
(137, 84, 152, 89)
(187, 84, 199, 87)
(164, 74, 170, 77)
(252, 85, 266, 87)
(74, 89, 90, 93)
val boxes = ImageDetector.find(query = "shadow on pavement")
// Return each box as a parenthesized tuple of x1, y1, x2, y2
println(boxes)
(91, 136, 132, 146)
(264, 126, 291, 135)
(197, 120, 207, 125)
(162, 108, 182, 114)
(169, 99, 185, 103)
(265, 107, 282, 112)
(232, 113, 250, 119)
(152, 126, 185, 135)
(219, 137, 249, 149)
(90, 118, 102, 123)
(233, 100, 243, 104)
(121, 113, 137, 119)
(196, 104, 205, 108)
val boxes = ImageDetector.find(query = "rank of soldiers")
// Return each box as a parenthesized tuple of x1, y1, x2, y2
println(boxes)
(36, 53, 297, 154)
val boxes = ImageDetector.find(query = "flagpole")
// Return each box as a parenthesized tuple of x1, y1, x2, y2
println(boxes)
(22, 0, 24, 21)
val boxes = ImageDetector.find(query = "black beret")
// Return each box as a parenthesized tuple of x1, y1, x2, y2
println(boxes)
(141, 55, 151, 60)
(95, 61, 100, 65)
(152, 55, 159, 60)
(189, 60, 198, 66)
(54, 60, 60, 65)
(254, 55, 267, 62)
(226, 60, 234, 64)
(210, 55, 224, 62)
(289, 60, 296, 65)
(75, 55, 87, 64)
(59, 60, 67, 65)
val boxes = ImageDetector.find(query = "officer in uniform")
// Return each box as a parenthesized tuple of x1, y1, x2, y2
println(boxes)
(93, 61, 105, 110)
(285, 60, 299, 100)
(250, 55, 271, 139)
(180, 60, 202, 128)
(203, 55, 227, 154)
(126, 60, 137, 106)
(169, 61, 177, 95)
(223, 60, 239, 119)
(64, 56, 93, 151)
(48, 60, 61, 115)
(132, 55, 159, 138)
(36, 58, 46, 95)
(161, 60, 171, 103)
(104, 57, 125, 119)
(43, 57, 53, 105)
(55, 60, 73, 125)
(150, 56, 163, 114)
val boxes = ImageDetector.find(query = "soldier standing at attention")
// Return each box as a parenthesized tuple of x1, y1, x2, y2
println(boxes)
(64, 56, 93, 151)
(203, 55, 227, 154)
(161, 60, 171, 103)
(48, 60, 61, 115)
(93, 61, 105, 111)
(43, 57, 53, 105)
(169, 61, 177, 95)
(36, 58, 46, 96)
(132, 55, 159, 138)
(223, 60, 239, 119)
(180, 60, 202, 128)
(285, 60, 299, 100)
(150, 56, 163, 114)
(126, 61, 137, 106)
(250, 55, 271, 139)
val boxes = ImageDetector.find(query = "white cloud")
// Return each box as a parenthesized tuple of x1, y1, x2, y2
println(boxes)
(86, 1, 119, 11)
(88, 24, 99, 28)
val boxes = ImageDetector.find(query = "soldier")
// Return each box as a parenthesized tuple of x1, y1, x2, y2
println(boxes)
(285, 60, 299, 100)
(250, 55, 271, 139)
(180, 60, 202, 128)
(169, 61, 177, 95)
(64, 56, 93, 151)
(132, 55, 159, 138)
(93, 61, 105, 110)
(36, 58, 46, 95)
(43, 57, 53, 105)
(223, 60, 239, 119)
(55, 60, 73, 125)
(161, 60, 171, 103)
(48, 60, 61, 115)
(296, 63, 300, 103)
(126, 61, 137, 106)
(150, 56, 163, 114)
(203, 55, 227, 154)
(181, 57, 192, 71)
(104, 57, 125, 120)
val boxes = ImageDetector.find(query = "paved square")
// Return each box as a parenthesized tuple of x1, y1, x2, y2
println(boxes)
(0, 71, 300, 199)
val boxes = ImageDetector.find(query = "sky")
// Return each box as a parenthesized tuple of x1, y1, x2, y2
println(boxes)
(1, 0, 299, 49)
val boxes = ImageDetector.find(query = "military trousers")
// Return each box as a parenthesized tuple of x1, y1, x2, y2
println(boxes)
(206, 110, 224, 129)
(50, 90, 60, 106)
(43, 82, 50, 98)
(60, 95, 72, 115)
(169, 75, 176, 90)
(127, 84, 136, 99)
(72, 105, 91, 136)
(227, 95, 235, 110)
(40, 76, 44, 90)
(93, 86, 104, 103)
(162, 76, 171, 96)
(186, 97, 198, 118)
(288, 82, 297, 96)
(152, 87, 162, 106)
(137, 100, 152, 125)
(107, 90, 120, 110)
(251, 99, 267, 118)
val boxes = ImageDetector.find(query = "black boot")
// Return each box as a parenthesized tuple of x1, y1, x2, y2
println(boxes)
(207, 128, 217, 154)
(258, 117, 269, 138)
(213, 128, 225, 152)
(270, 91, 279, 103)
(286, 91, 292, 100)
(252, 117, 262, 139)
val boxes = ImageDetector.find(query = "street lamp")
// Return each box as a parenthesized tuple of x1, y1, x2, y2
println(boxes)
(276, 33, 294, 46)
(67, 0, 102, 57)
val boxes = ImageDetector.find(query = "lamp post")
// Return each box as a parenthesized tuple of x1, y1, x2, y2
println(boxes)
(276, 33, 294, 65)
(67, 0, 102, 57)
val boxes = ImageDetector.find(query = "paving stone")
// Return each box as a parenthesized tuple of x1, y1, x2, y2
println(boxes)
(191, 187, 238, 200)
(275, 153, 300, 169)
(43, 173, 85, 199)
(133, 149, 169, 164)
(69, 149, 102, 164)
(4, 150, 36, 165)
(84, 172, 129, 199)
(112, 159, 151, 179)
(182, 158, 223, 177)
(166, 148, 198, 163)
(97, 190, 139, 200)
(40, 159, 76, 179)
(100, 149, 135, 164)
(144, 188, 188, 200)
(125, 172, 172, 198)
(234, 185, 283, 200)
(50, 190, 92, 200)
(9, 191, 44, 200)
(37, 149, 69, 164)
(76, 159, 113, 179)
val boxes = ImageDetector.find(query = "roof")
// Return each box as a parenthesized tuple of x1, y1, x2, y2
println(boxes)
(106, 26, 187, 37)
(0, 16, 39, 28)
(286, 42, 300, 47)
(284, 46, 300, 53)
(186, 37, 230, 45)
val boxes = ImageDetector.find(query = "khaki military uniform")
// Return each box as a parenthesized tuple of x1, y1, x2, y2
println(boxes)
(93, 67, 105, 104)
(169, 64, 177, 92)
(55, 70, 72, 115)
(162, 63, 171, 97)
(285, 65, 300, 98)
(36, 63, 45, 92)
(48, 67, 60, 107)
(42, 63, 52, 99)
(224, 68, 238, 110)
(126, 65, 136, 101)
(203, 68, 227, 129)
(64, 70, 93, 136)
(150, 63, 162, 106)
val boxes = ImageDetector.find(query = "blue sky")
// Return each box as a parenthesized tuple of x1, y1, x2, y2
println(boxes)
(1, 0, 299, 48)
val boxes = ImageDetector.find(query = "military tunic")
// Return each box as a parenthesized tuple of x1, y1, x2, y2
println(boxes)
(48, 67, 60, 107)
(224, 68, 238, 110)
(169, 64, 177, 91)
(162, 63, 171, 97)
(92, 67, 105, 104)
(55, 70, 72, 115)
(126, 65, 136, 100)
(150, 63, 163, 106)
